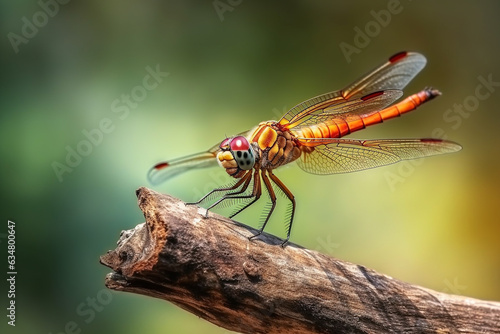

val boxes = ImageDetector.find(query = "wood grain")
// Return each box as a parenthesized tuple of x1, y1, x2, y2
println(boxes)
(100, 187, 500, 334)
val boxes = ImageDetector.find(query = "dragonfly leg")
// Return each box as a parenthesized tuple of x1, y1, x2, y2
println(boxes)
(211, 171, 253, 218)
(268, 170, 296, 247)
(225, 170, 253, 197)
(206, 169, 261, 215)
(186, 171, 252, 206)
(227, 170, 262, 219)
(249, 169, 277, 240)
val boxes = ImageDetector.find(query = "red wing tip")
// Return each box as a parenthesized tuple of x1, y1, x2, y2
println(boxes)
(361, 90, 384, 101)
(420, 138, 444, 143)
(420, 138, 462, 151)
(154, 162, 169, 170)
(389, 51, 408, 63)
(420, 138, 460, 146)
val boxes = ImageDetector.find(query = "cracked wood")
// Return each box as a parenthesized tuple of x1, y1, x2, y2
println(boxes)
(100, 187, 500, 334)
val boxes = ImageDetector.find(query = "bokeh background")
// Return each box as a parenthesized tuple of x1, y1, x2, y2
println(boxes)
(1, 1, 499, 333)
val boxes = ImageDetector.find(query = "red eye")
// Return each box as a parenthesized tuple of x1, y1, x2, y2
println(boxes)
(220, 138, 231, 149)
(230, 136, 250, 151)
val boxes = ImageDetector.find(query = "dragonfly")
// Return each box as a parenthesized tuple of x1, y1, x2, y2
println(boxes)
(148, 51, 461, 246)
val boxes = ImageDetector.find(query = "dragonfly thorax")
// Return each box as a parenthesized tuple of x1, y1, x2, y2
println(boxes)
(248, 122, 302, 170)
(217, 136, 256, 178)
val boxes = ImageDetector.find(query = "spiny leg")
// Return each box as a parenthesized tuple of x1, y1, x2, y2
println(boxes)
(201, 171, 253, 218)
(250, 169, 277, 240)
(225, 170, 253, 198)
(219, 171, 256, 214)
(208, 170, 254, 213)
(226, 174, 256, 215)
(186, 170, 252, 206)
(228, 169, 263, 219)
(206, 169, 261, 217)
(268, 170, 296, 247)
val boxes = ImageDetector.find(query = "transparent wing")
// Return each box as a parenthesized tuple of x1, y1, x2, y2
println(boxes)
(148, 129, 253, 184)
(297, 138, 462, 175)
(289, 89, 403, 129)
(147, 143, 220, 185)
(278, 52, 427, 129)
(342, 51, 427, 99)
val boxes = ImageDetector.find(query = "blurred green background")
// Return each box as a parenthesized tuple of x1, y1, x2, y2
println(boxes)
(1, 1, 499, 333)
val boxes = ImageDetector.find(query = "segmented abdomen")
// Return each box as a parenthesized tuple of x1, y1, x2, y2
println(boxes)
(294, 89, 439, 144)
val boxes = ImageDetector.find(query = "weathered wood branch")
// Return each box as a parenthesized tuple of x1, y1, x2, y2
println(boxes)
(100, 187, 500, 334)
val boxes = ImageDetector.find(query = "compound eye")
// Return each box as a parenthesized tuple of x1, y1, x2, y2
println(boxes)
(220, 138, 231, 150)
(230, 136, 250, 151)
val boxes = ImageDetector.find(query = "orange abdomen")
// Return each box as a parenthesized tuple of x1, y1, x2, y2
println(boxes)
(295, 89, 439, 145)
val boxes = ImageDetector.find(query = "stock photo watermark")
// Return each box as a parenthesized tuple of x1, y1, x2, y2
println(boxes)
(441, 74, 499, 130)
(7, 0, 71, 54)
(6, 220, 16, 327)
(384, 73, 499, 191)
(314, 234, 340, 255)
(51, 64, 169, 182)
(48, 288, 113, 334)
(213, 0, 243, 22)
(442, 277, 467, 295)
(339, 0, 412, 64)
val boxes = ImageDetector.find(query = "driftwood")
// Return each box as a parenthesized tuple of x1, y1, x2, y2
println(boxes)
(100, 187, 500, 334)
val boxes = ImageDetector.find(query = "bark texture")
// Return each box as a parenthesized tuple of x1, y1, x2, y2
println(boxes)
(100, 187, 500, 334)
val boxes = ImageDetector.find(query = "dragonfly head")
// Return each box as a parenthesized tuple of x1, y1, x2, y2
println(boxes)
(217, 136, 255, 176)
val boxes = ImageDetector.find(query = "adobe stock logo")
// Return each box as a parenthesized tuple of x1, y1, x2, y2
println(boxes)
(7, 0, 71, 54)
(213, 0, 243, 22)
(384, 73, 499, 191)
(49, 288, 113, 334)
(339, 0, 411, 64)
(52, 65, 169, 182)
